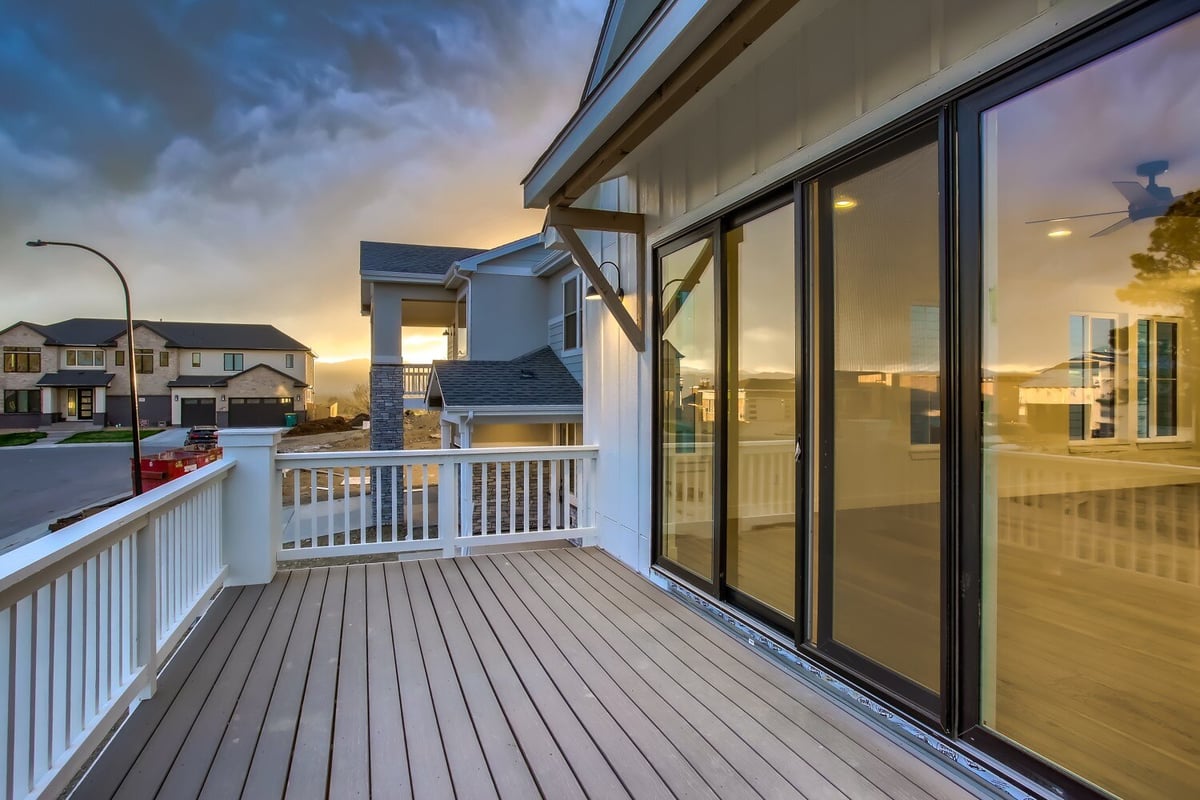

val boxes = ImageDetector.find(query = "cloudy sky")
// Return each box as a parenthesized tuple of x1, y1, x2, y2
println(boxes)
(0, 0, 607, 361)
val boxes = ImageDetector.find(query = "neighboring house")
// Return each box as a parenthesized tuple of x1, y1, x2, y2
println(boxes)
(359, 234, 585, 450)
(521, 3, 1200, 800)
(0, 318, 314, 428)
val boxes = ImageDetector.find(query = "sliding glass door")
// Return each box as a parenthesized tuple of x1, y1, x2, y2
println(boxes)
(659, 232, 719, 587)
(814, 125, 944, 711)
(725, 201, 797, 623)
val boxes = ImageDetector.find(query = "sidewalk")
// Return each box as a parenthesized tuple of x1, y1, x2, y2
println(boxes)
(23, 428, 187, 450)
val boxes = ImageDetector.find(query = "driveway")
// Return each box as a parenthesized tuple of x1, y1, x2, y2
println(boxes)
(0, 428, 189, 548)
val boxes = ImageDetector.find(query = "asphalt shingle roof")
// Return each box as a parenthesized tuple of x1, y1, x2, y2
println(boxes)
(360, 241, 486, 277)
(167, 375, 230, 387)
(12, 318, 309, 351)
(430, 347, 581, 408)
(36, 371, 115, 387)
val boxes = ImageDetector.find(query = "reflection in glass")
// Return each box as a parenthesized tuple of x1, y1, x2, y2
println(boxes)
(660, 238, 717, 580)
(726, 205, 796, 618)
(980, 12, 1200, 799)
(827, 138, 941, 693)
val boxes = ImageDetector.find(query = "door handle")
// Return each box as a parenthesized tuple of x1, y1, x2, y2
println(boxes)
(795, 437, 802, 462)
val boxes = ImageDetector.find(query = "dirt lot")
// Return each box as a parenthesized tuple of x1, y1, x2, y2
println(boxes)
(278, 410, 443, 454)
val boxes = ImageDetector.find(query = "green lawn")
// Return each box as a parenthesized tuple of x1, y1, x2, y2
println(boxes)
(59, 429, 164, 444)
(0, 431, 48, 447)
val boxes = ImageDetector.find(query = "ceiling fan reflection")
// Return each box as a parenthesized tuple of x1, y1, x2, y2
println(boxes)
(1026, 159, 1174, 237)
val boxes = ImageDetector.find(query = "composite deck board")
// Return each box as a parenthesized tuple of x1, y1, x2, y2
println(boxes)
(470, 555, 685, 799)
(536, 549, 895, 800)
(568, 548, 977, 800)
(382, 560, 455, 800)
(400, 560, 500, 800)
(155, 575, 288, 798)
(72, 548, 983, 799)
(71, 587, 244, 800)
(363, 564, 412, 799)
(502, 553, 767, 798)
(113, 584, 265, 799)
(443, 558, 629, 800)
(235, 567, 326, 800)
(517, 550, 848, 800)
(198, 569, 309, 799)
(285, 563, 346, 799)
(416, 559, 543, 799)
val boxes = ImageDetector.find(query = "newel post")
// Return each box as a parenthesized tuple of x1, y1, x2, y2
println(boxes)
(219, 427, 283, 585)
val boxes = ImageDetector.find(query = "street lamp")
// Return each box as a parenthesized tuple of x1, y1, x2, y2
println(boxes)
(25, 240, 144, 495)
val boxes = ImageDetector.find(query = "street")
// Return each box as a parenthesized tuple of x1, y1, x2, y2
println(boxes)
(0, 429, 188, 546)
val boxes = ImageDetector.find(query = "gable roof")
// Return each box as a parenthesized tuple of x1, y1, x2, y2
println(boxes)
(360, 241, 486, 277)
(427, 347, 582, 409)
(4, 318, 309, 351)
(225, 363, 310, 388)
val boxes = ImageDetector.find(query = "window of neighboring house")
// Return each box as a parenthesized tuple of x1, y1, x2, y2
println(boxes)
(563, 275, 581, 351)
(114, 350, 125, 367)
(3, 346, 40, 373)
(1068, 313, 1119, 441)
(135, 348, 154, 374)
(3, 389, 40, 414)
(224, 353, 244, 371)
(910, 305, 941, 446)
(192, 352, 201, 368)
(1136, 318, 1179, 438)
(65, 349, 104, 367)
(285, 353, 295, 369)
(159, 351, 170, 367)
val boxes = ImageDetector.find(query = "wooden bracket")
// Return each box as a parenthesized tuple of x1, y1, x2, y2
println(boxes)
(554, 224, 646, 352)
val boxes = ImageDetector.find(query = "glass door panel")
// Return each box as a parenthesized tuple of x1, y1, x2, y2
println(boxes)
(660, 236, 718, 583)
(978, 12, 1200, 798)
(819, 130, 943, 701)
(725, 203, 797, 619)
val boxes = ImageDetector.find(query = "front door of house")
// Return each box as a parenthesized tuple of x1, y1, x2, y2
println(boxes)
(78, 388, 94, 420)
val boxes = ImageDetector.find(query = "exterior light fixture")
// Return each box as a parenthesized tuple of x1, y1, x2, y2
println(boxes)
(585, 260, 624, 300)
(1048, 229, 1072, 238)
(833, 198, 857, 210)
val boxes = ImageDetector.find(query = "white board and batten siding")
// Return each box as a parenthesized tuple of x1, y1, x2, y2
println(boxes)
(577, 0, 1126, 574)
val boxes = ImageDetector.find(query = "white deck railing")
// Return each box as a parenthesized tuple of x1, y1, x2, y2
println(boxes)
(0, 460, 232, 800)
(278, 445, 598, 561)
(400, 364, 433, 401)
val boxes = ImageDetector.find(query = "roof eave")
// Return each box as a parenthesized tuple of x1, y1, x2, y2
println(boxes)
(522, 0, 735, 208)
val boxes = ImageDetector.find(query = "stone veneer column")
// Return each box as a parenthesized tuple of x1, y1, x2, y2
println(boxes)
(370, 364, 405, 526)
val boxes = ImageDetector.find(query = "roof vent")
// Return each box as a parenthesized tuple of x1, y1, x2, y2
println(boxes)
(520, 369, 536, 380)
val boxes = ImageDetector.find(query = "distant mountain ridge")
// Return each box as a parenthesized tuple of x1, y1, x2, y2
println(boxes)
(314, 358, 368, 404)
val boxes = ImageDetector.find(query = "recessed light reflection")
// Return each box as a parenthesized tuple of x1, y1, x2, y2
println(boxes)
(1048, 229, 1072, 238)
(833, 198, 857, 210)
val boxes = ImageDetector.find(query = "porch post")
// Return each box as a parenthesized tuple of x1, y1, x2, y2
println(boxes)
(219, 427, 283, 585)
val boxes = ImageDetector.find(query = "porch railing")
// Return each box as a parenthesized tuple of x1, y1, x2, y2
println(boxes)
(400, 364, 433, 401)
(277, 445, 598, 561)
(0, 460, 232, 800)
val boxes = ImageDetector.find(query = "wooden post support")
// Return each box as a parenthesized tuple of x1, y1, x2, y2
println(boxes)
(555, 225, 646, 352)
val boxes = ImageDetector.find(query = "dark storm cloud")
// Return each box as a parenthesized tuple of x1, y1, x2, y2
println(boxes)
(0, 0, 606, 359)
(0, 0, 597, 189)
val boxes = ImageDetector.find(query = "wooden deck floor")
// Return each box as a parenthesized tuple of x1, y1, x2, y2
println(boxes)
(74, 547, 980, 799)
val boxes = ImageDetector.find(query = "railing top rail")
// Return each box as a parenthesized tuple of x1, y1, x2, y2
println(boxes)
(0, 458, 234, 596)
(276, 444, 600, 467)
(989, 447, 1200, 476)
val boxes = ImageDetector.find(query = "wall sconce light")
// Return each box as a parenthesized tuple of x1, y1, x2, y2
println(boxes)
(220, 395, 225, 401)
(585, 260, 624, 300)
(173, 394, 179, 401)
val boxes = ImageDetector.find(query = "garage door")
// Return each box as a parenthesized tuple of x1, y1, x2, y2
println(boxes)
(228, 397, 294, 427)
(180, 398, 216, 426)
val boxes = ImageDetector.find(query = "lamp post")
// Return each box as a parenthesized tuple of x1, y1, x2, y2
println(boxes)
(26, 240, 144, 495)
